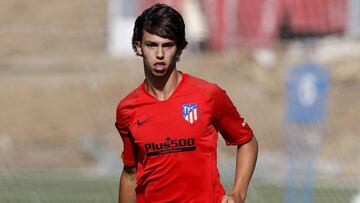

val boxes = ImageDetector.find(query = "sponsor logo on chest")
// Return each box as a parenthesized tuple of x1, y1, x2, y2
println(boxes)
(144, 137, 196, 156)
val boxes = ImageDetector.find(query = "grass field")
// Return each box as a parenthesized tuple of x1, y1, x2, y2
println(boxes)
(0, 172, 357, 203)
(246, 182, 357, 203)
(0, 173, 117, 203)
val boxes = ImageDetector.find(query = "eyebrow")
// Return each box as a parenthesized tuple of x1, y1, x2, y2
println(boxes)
(144, 41, 158, 45)
(144, 41, 175, 46)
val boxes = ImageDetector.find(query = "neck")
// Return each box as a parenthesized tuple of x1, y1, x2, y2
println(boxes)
(144, 69, 182, 101)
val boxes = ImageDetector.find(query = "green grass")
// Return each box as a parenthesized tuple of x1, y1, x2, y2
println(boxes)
(247, 184, 357, 203)
(0, 172, 117, 203)
(245, 182, 358, 203)
(0, 173, 358, 203)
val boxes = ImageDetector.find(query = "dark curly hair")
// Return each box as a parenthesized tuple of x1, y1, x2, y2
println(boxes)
(132, 4, 188, 58)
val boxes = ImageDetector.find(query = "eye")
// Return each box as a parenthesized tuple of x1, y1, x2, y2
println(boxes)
(145, 43, 157, 48)
(163, 43, 175, 48)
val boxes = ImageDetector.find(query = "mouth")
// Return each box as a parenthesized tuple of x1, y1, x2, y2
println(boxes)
(153, 62, 166, 72)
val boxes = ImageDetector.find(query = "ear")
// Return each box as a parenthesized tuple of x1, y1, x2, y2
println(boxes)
(135, 41, 143, 56)
(175, 50, 182, 61)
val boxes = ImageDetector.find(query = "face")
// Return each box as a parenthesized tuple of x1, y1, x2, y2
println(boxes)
(135, 31, 178, 78)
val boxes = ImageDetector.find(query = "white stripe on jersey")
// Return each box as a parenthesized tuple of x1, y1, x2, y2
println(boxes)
(194, 109, 197, 120)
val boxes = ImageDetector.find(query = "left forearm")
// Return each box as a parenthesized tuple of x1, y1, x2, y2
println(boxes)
(231, 136, 258, 201)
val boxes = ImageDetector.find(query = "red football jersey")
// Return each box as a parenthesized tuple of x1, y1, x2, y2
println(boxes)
(116, 72, 253, 203)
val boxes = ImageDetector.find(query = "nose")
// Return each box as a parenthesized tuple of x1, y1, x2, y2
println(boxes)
(156, 47, 164, 59)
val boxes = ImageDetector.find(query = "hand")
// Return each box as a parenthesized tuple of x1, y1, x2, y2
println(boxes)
(221, 194, 244, 203)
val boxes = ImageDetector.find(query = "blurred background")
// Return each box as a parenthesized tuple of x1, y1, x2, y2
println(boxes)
(0, 0, 359, 202)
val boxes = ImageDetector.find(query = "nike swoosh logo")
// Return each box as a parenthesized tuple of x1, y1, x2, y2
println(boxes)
(137, 118, 149, 126)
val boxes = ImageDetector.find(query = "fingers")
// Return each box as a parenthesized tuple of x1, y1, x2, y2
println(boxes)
(221, 195, 236, 203)
(221, 195, 228, 203)
(222, 194, 245, 203)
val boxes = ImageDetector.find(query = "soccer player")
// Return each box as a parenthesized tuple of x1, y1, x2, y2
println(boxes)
(115, 3, 258, 203)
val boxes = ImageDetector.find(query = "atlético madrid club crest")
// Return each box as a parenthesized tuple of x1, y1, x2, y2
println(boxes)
(182, 104, 199, 124)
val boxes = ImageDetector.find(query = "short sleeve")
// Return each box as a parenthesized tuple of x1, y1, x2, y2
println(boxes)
(211, 85, 253, 145)
(115, 102, 138, 166)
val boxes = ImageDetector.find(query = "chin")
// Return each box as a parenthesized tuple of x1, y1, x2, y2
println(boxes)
(151, 68, 170, 77)
(152, 72, 168, 78)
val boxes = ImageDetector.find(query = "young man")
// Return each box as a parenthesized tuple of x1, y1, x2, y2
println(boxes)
(115, 4, 258, 203)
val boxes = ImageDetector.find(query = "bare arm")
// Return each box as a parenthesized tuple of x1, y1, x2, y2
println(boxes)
(222, 136, 258, 203)
(119, 165, 137, 203)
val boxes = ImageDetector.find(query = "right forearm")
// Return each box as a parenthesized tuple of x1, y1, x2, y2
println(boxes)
(119, 167, 137, 203)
